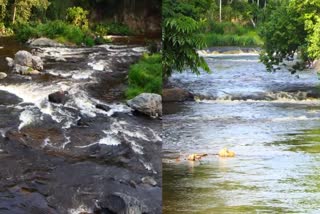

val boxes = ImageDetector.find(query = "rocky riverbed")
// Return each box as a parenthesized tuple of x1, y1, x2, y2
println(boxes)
(0, 37, 161, 214)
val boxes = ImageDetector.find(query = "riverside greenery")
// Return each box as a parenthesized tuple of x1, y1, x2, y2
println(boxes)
(126, 53, 162, 99)
(260, 0, 320, 72)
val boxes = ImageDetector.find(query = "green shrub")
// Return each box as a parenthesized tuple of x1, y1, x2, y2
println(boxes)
(107, 22, 132, 35)
(14, 20, 95, 46)
(126, 53, 162, 99)
(66, 7, 89, 30)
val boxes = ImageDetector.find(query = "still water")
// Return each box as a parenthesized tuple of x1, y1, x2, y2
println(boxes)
(163, 54, 320, 213)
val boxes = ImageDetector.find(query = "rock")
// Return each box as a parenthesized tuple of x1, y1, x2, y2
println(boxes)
(29, 37, 65, 47)
(96, 104, 111, 112)
(14, 51, 33, 67)
(48, 91, 68, 104)
(162, 87, 194, 102)
(0, 72, 7, 79)
(127, 93, 162, 117)
(5, 57, 13, 67)
(141, 176, 157, 186)
(31, 55, 43, 70)
(95, 193, 148, 214)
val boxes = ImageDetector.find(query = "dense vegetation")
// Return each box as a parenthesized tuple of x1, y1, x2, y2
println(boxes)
(260, 0, 320, 72)
(0, 0, 161, 45)
(126, 53, 162, 99)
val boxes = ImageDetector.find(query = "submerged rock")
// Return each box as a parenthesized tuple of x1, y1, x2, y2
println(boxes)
(95, 193, 148, 214)
(96, 104, 111, 112)
(0, 72, 7, 79)
(29, 37, 65, 47)
(127, 93, 162, 118)
(48, 91, 68, 104)
(162, 87, 194, 102)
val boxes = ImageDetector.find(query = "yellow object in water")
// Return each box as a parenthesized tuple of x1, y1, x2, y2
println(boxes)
(218, 148, 235, 157)
(187, 153, 208, 161)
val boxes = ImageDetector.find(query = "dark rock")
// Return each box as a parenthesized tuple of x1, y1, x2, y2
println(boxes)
(127, 93, 162, 118)
(96, 104, 111, 112)
(95, 193, 148, 214)
(48, 91, 68, 104)
(162, 87, 194, 102)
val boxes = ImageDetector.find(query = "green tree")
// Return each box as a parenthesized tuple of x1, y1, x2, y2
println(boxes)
(12, 0, 49, 24)
(163, 0, 211, 78)
(259, 0, 316, 71)
(66, 6, 89, 30)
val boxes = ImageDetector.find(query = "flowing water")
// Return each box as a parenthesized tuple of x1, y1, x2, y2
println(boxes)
(163, 54, 320, 213)
(0, 37, 161, 213)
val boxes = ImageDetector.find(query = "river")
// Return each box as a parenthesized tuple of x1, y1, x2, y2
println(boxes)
(0, 37, 161, 214)
(163, 54, 320, 213)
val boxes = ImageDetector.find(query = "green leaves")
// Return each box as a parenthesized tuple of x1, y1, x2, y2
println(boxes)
(163, 0, 210, 77)
(260, 0, 320, 72)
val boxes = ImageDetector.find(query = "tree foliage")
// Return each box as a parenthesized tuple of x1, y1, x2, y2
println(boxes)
(163, 0, 211, 77)
(66, 6, 89, 30)
(260, 0, 320, 71)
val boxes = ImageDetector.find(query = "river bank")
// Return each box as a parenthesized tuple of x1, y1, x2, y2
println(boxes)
(0, 37, 162, 213)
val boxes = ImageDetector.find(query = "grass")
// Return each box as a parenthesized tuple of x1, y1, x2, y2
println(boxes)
(203, 22, 263, 47)
(14, 20, 95, 46)
(126, 53, 162, 99)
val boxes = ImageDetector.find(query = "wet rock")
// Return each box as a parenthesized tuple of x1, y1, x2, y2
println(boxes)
(163, 87, 194, 102)
(96, 104, 111, 112)
(14, 50, 33, 67)
(29, 37, 65, 47)
(0, 72, 7, 79)
(5, 57, 13, 67)
(32, 55, 44, 70)
(141, 176, 157, 186)
(48, 91, 68, 104)
(127, 93, 162, 118)
(0, 90, 23, 105)
(13, 65, 40, 75)
(11, 50, 44, 74)
(95, 193, 148, 214)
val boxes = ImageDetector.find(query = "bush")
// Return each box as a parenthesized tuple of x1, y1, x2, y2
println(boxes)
(126, 53, 162, 99)
(107, 22, 132, 35)
(14, 20, 95, 46)
(66, 7, 89, 30)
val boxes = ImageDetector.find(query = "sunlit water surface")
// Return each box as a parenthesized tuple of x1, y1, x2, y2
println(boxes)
(163, 54, 320, 213)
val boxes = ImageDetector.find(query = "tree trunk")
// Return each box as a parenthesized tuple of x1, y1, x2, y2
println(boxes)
(12, 2, 16, 24)
(219, 0, 222, 22)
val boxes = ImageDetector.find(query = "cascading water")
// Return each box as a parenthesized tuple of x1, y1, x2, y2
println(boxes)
(0, 37, 161, 214)
(163, 54, 320, 213)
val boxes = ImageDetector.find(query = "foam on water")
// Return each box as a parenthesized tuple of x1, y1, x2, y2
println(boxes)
(68, 205, 92, 214)
(18, 108, 38, 130)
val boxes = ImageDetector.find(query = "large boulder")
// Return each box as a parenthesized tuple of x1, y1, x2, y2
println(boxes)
(14, 51, 33, 67)
(29, 37, 65, 47)
(162, 87, 194, 102)
(9, 50, 44, 74)
(127, 93, 162, 117)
